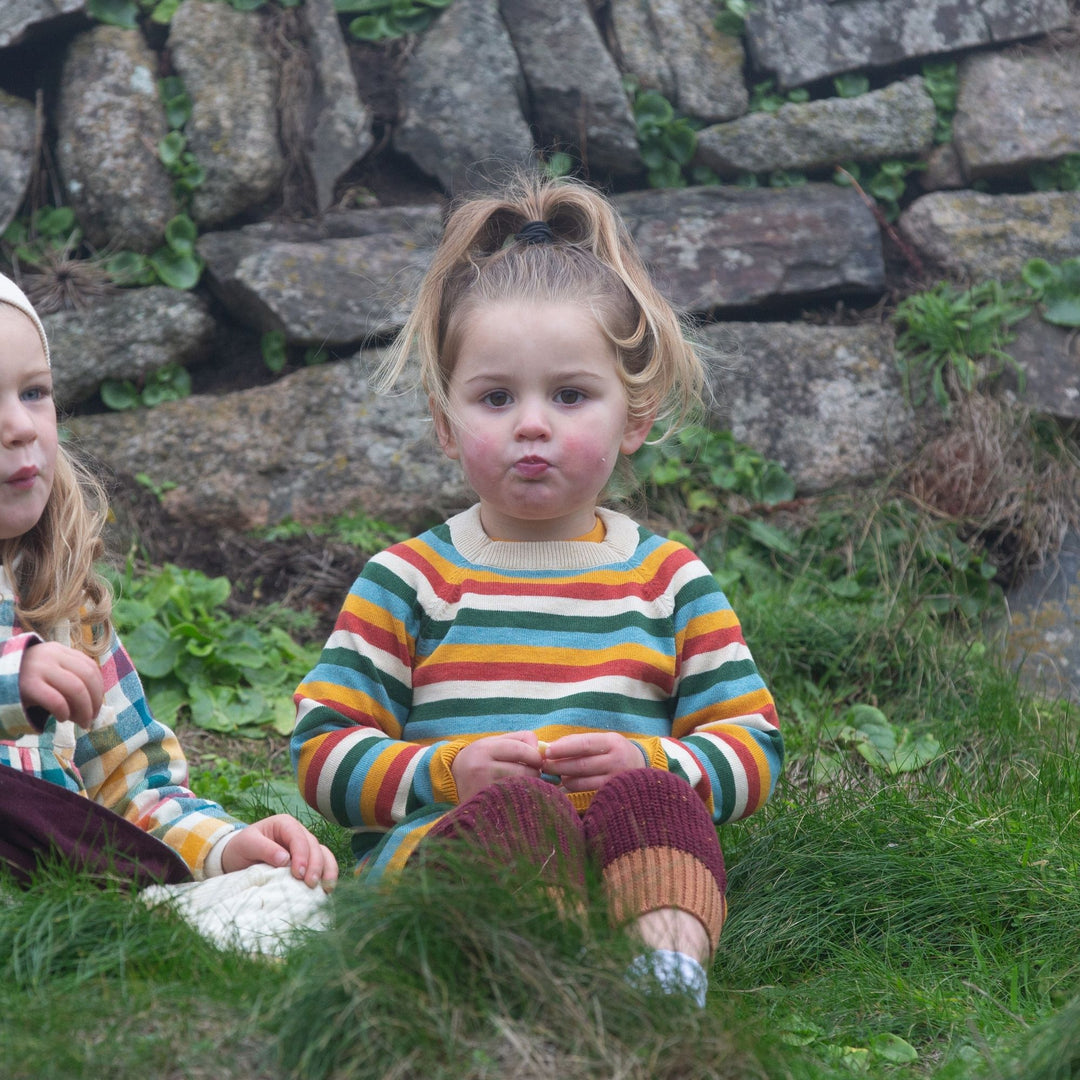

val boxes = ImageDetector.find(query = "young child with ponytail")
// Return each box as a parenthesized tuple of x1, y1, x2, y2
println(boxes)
(291, 175, 782, 1005)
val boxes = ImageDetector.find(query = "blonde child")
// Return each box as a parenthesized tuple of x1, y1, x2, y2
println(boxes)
(0, 272, 337, 890)
(291, 175, 782, 1005)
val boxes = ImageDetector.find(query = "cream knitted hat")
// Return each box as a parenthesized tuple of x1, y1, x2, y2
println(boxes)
(0, 272, 50, 367)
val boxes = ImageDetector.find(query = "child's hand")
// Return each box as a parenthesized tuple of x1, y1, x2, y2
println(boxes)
(451, 730, 544, 803)
(18, 641, 105, 729)
(541, 733, 645, 793)
(220, 814, 339, 890)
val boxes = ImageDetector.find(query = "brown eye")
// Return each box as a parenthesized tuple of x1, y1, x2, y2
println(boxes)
(555, 389, 585, 405)
(482, 390, 511, 407)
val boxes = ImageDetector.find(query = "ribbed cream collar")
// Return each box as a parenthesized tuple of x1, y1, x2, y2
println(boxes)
(446, 504, 641, 571)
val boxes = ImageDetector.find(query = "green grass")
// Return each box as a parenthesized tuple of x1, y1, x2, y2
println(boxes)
(4, 487, 1080, 1078)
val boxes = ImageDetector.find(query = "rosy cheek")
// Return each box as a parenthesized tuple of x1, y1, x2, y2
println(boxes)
(561, 432, 607, 462)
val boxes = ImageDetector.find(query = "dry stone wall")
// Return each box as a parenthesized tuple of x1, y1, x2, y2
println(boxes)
(0, 0, 1077, 529)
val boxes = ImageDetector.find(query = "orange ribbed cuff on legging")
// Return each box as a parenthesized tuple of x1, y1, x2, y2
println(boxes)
(599, 845, 727, 954)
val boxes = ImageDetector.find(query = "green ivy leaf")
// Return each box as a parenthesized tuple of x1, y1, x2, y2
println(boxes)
(868, 1033, 918, 1064)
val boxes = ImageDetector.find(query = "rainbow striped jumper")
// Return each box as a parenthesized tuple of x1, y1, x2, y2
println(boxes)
(292, 504, 783, 877)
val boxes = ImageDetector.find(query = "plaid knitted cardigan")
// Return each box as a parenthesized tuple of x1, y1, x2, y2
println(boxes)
(292, 504, 783, 877)
(0, 570, 243, 877)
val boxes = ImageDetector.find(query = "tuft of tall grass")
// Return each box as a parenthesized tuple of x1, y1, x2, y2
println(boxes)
(271, 848, 780, 1080)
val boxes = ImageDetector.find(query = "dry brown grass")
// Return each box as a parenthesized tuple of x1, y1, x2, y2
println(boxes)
(904, 394, 1080, 581)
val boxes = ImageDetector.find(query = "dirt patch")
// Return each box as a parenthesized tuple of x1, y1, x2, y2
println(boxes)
(104, 473, 365, 644)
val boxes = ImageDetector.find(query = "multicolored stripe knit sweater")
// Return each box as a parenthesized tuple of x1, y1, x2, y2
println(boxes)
(293, 505, 783, 877)
(0, 570, 244, 877)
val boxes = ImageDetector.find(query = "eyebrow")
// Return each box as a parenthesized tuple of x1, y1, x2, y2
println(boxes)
(460, 369, 610, 386)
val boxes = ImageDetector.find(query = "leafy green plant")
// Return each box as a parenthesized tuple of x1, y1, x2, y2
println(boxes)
(1030, 153, 1080, 192)
(712, 0, 753, 36)
(336, 0, 453, 41)
(922, 60, 959, 143)
(260, 330, 288, 373)
(832, 73, 870, 98)
(106, 560, 319, 735)
(1, 206, 82, 272)
(633, 425, 796, 517)
(104, 214, 203, 292)
(1022, 257, 1080, 326)
(625, 78, 698, 189)
(157, 76, 205, 208)
(100, 362, 192, 411)
(748, 78, 809, 114)
(834, 159, 924, 221)
(893, 279, 1031, 413)
(767, 168, 807, 189)
(817, 703, 941, 780)
(257, 510, 408, 556)
(134, 471, 178, 502)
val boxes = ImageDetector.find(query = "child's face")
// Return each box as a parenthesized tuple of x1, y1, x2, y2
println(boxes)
(0, 305, 57, 541)
(435, 300, 653, 541)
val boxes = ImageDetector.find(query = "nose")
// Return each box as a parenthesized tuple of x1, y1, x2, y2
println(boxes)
(514, 396, 552, 441)
(0, 396, 37, 449)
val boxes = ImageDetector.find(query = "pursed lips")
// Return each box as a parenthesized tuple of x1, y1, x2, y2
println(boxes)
(514, 455, 551, 478)
(4, 465, 39, 489)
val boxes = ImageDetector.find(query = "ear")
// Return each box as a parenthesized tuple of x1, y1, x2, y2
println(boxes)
(431, 398, 460, 460)
(620, 410, 656, 456)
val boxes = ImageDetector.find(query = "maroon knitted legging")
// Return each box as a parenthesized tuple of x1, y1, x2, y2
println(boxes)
(423, 771, 727, 954)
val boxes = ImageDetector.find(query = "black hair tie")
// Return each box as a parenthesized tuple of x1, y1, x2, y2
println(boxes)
(516, 220, 555, 244)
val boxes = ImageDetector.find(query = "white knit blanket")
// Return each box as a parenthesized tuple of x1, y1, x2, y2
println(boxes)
(141, 864, 331, 956)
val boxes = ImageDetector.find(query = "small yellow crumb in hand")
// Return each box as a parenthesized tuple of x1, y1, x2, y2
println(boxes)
(537, 740, 551, 754)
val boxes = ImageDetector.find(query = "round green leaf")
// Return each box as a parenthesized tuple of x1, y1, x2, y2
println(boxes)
(164, 214, 198, 255)
(100, 379, 141, 411)
(149, 247, 203, 290)
(1021, 257, 1057, 292)
(634, 91, 675, 128)
(1042, 295, 1080, 327)
(159, 130, 186, 167)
